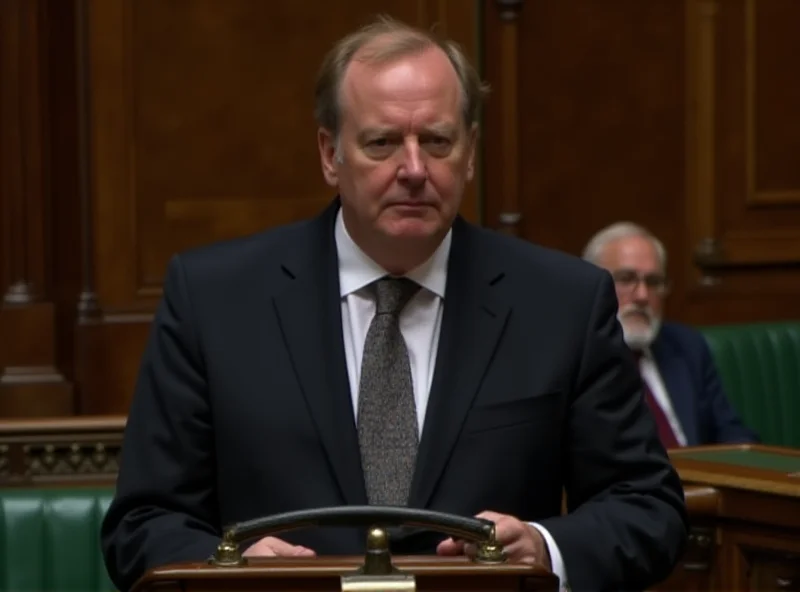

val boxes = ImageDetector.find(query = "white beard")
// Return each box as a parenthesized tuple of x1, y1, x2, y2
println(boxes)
(618, 305, 662, 350)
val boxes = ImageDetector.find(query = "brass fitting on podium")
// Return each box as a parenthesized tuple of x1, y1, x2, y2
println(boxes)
(361, 526, 396, 575)
(342, 526, 415, 592)
(211, 530, 245, 566)
(474, 524, 506, 564)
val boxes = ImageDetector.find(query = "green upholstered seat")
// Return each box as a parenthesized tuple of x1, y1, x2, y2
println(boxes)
(0, 487, 115, 592)
(700, 321, 800, 448)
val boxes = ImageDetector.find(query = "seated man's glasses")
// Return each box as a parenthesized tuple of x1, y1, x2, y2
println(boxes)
(611, 269, 670, 295)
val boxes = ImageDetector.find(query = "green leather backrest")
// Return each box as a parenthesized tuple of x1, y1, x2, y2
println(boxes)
(0, 487, 115, 592)
(700, 321, 800, 448)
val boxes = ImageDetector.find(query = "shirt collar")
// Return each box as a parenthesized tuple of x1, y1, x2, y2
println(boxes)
(335, 206, 450, 298)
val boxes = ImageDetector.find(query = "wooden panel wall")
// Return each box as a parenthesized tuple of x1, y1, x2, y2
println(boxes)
(0, 0, 74, 416)
(1, 0, 799, 418)
(0, 0, 482, 417)
(481, 0, 800, 325)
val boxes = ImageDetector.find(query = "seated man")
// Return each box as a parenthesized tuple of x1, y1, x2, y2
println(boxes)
(583, 221, 759, 448)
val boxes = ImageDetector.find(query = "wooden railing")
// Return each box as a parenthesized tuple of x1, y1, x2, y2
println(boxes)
(0, 416, 126, 486)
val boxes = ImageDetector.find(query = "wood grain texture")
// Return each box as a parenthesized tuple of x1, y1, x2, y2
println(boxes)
(0, 0, 73, 416)
(3, 0, 800, 418)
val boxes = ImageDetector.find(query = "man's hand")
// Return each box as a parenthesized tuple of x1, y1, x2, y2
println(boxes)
(242, 536, 316, 558)
(436, 511, 551, 569)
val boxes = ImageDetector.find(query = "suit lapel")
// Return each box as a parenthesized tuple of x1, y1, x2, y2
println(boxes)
(652, 339, 698, 445)
(272, 201, 367, 505)
(409, 220, 510, 508)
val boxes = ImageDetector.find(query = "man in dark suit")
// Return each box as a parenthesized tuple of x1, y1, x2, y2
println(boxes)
(583, 221, 759, 447)
(101, 17, 687, 592)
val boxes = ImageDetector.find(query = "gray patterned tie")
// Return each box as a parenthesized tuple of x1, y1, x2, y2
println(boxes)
(357, 277, 421, 506)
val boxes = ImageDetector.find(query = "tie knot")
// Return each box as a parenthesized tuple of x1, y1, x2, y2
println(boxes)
(374, 277, 420, 315)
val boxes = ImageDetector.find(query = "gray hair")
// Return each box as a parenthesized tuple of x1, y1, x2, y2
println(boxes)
(582, 222, 668, 269)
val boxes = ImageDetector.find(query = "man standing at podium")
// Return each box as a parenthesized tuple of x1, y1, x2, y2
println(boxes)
(102, 16, 688, 592)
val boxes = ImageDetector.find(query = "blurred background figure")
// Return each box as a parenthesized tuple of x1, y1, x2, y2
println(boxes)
(583, 222, 759, 448)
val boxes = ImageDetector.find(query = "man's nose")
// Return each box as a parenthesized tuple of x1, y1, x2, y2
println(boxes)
(397, 141, 427, 187)
(632, 279, 650, 302)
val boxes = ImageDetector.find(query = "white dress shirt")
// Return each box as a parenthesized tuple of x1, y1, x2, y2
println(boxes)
(334, 209, 569, 590)
(638, 350, 688, 446)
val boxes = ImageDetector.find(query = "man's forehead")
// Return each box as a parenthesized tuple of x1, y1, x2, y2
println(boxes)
(341, 45, 458, 99)
(603, 236, 661, 268)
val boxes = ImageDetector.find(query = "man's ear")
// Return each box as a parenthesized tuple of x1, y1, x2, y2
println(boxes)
(318, 127, 339, 187)
(466, 123, 478, 181)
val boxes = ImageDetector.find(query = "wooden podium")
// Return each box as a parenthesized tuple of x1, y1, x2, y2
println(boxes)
(130, 506, 559, 592)
(655, 444, 800, 592)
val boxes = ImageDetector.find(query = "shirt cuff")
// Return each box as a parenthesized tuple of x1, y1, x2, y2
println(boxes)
(529, 522, 569, 591)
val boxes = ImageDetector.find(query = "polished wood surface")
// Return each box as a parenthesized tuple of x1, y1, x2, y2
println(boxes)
(133, 556, 558, 592)
(655, 444, 800, 591)
(672, 444, 800, 499)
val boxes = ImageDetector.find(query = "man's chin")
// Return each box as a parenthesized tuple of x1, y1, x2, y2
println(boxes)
(621, 322, 660, 350)
(380, 218, 443, 241)
(624, 333, 654, 350)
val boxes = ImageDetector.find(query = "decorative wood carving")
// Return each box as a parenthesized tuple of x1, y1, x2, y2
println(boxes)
(0, 416, 124, 485)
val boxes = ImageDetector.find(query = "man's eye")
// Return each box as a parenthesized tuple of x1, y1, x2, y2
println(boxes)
(364, 138, 396, 159)
(424, 136, 450, 145)
(614, 271, 637, 284)
(423, 136, 452, 155)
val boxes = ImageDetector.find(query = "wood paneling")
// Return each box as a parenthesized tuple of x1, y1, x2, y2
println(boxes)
(482, 0, 800, 326)
(484, 0, 688, 301)
(0, 0, 73, 417)
(683, 0, 800, 321)
(74, 0, 482, 414)
(3, 0, 800, 418)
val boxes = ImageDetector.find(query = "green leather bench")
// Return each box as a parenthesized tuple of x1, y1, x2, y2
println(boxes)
(700, 321, 800, 448)
(0, 487, 115, 592)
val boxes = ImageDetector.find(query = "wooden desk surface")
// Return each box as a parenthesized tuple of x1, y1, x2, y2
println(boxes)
(657, 444, 800, 592)
(669, 443, 800, 498)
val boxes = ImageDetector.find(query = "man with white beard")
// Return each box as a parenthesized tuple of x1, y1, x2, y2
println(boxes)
(583, 222, 758, 448)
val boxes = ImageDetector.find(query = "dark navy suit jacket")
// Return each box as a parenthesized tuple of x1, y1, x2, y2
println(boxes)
(650, 322, 759, 446)
(101, 200, 687, 592)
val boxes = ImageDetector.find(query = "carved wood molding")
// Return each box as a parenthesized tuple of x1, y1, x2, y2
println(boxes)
(0, 0, 48, 305)
(493, 0, 523, 236)
(0, 0, 75, 413)
(0, 416, 125, 485)
(685, 0, 720, 286)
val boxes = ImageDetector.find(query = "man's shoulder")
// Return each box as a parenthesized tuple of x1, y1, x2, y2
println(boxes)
(173, 217, 316, 279)
(465, 222, 609, 288)
(658, 321, 709, 348)
(654, 322, 714, 365)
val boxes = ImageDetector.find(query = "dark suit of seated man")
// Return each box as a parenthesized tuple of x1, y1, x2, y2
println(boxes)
(583, 222, 759, 448)
(100, 17, 688, 592)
